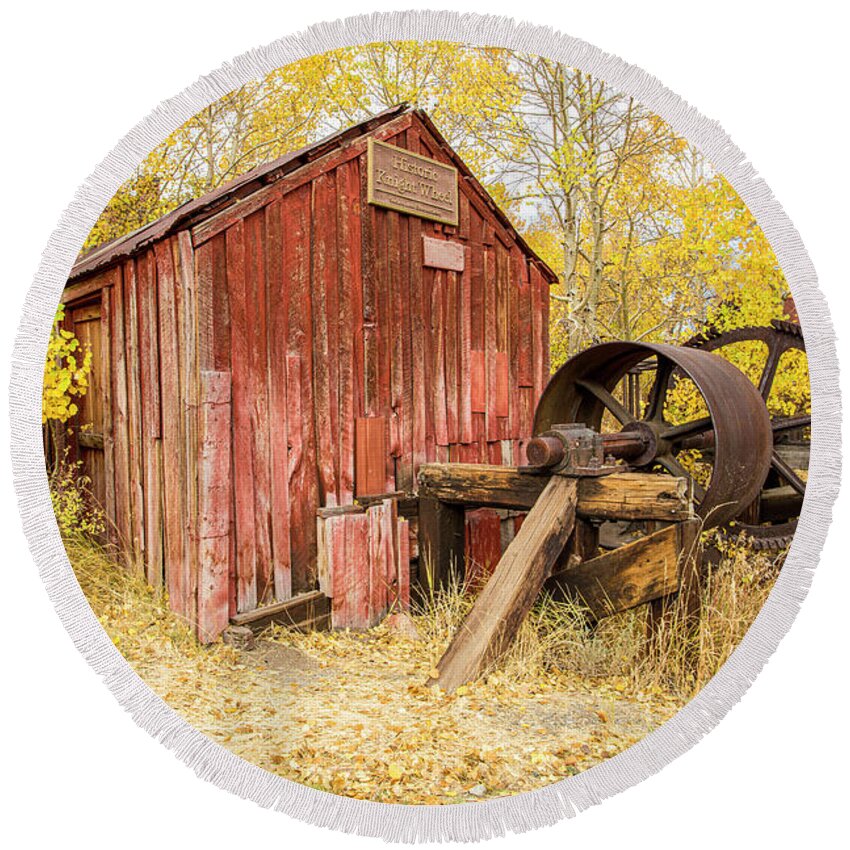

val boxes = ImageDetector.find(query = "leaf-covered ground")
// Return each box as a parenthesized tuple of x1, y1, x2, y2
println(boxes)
(72, 542, 684, 804)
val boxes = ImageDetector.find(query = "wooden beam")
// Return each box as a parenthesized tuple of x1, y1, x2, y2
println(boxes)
(431, 475, 578, 692)
(61, 274, 112, 305)
(418, 464, 692, 520)
(548, 523, 684, 619)
(230, 591, 330, 634)
(418, 496, 464, 591)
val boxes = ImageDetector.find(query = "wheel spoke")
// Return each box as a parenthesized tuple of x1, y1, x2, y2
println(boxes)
(661, 416, 713, 442)
(770, 450, 806, 497)
(575, 379, 635, 426)
(758, 341, 784, 400)
(656, 454, 707, 502)
(645, 358, 673, 421)
(772, 413, 811, 432)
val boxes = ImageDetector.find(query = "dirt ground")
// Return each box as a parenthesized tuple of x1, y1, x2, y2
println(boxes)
(74, 533, 683, 804)
(222, 628, 681, 802)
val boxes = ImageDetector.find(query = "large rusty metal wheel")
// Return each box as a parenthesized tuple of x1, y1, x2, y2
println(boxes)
(533, 341, 773, 529)
(684, 320, 808, 548)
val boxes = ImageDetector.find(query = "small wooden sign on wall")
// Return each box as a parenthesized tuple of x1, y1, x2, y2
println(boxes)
(367, 138, 459, 226)
(423, 236, 465, 272)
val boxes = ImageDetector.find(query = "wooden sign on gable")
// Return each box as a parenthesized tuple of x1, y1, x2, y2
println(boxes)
(367, 138, 459, 226)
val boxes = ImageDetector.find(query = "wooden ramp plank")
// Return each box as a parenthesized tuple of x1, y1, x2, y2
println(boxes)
(431, 475, 578, 692)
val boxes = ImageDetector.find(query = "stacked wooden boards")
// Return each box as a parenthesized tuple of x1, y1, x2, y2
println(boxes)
(59, 107, 556, 641)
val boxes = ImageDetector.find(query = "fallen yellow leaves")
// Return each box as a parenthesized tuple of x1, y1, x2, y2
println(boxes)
(67, 540, 684, 805)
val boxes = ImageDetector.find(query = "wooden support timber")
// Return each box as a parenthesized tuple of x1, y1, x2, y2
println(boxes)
(430, 475, 578, 692)
(547, 519, 701, 620)
(418, 496, 465, 590)
(418, 464, 691, 517)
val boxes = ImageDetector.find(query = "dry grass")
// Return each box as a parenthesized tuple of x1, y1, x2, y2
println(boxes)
(65, 529, 781, 803)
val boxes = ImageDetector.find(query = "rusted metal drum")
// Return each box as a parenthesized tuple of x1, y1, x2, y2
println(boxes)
(684, 320, 808, 548)
(533, 341, 773, 529)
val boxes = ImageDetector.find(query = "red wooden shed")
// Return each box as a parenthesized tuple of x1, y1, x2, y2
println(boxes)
(60, 105, 556, 641)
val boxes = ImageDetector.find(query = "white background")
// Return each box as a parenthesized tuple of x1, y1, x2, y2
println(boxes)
(1, 2, 847, 847)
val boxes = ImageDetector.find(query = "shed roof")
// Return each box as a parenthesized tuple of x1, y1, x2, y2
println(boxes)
(69, 104, 557, 284)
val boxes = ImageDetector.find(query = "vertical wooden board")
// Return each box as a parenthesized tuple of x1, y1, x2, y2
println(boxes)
(484, 247, 499, 441)
(418, 496, 465, 591)
(351, 512, 372, 628)
(355, 416, 387, 498)
(284, 185, 319, 593)
(445, 269, 459, 445)
(328, 517, 351, 628)
(458, 192, 471, 241)
(155, 239, 188, 620)
(385, 211, 402, 464)
(465, 508, 503, 587)
(381, 498, 399, 614)
(374, 210, 396, 490)
(316, 515, 329, 596)
(110, 267, 131, 551)
(195, 239, 215, 371)
(397, 211, 415, 493)
(409, 215, 428, 474)
(507, 250, 521, 432)
(495, 244, 510, 355)
(360, 152, 380, 419)
(387, 211, 404, 418)
(197, 371, 232, 642)
(531, 264, 550, 400)
(397, 517, 411, 610)
(176, 231, 200, 626)
(101, 284, 116, 540)
(368, 503, 387, 624)
(496, 245, 512, 440)
(432, 271, 449, 446)
(311, 173, 340, 507)
(137, 250, 163, 586)
(539, 270, 551, 384)
(494, 351, 510, 418)
(470, 350, 487, 413)
(123, 259, 145, 563)
(487, 441, 502, 465)
(336, 162, 363, 506)
(226, 221, 257, 612)
(211, 233, 231, 371)
(265, 199, 292, 601)
(469, 243, 485, 352)
(515, 256, 533, 388)
(459, 247, 473, 444)
(517, 386, 534, 443)
(244, 209, 273, 604)
(500, 440, 514, 466)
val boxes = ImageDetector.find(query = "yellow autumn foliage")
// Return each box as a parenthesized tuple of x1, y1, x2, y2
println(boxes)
(42, 304, 92, 424)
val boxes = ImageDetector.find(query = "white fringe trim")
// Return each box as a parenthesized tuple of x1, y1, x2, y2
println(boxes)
(8, 11, 841, 843)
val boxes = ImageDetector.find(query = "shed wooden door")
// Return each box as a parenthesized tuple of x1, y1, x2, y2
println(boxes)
(70, 301, 107, 509)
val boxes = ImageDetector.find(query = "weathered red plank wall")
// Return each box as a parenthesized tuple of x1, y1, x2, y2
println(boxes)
(61, 111, 551, 637)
